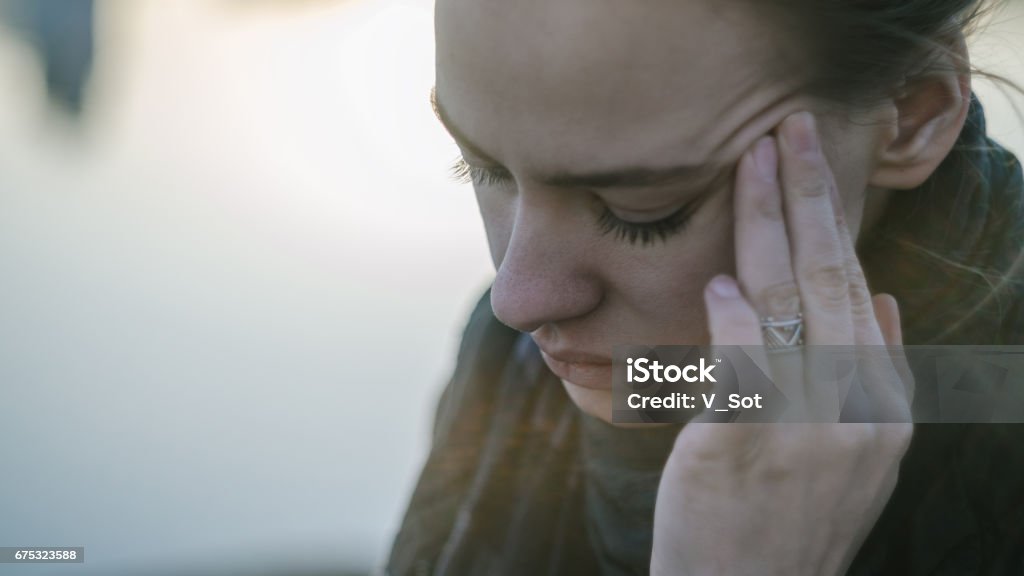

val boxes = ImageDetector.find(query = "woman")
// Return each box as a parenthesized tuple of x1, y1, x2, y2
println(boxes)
(387, 0, 1024, 573)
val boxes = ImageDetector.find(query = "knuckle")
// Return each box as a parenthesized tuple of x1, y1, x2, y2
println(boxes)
(878, 423, 914, 454)
(801, 260, 849, 308)
(755, 189, 785, 221)
(833, 200, 849, 229)
(756, 460, 795, 484)
(792, 171, 829, 199)
(751, 280, 801, 317)
(845, 262, 873, 313)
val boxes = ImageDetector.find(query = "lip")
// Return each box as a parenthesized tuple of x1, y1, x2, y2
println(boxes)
(538, 348, 613, 391)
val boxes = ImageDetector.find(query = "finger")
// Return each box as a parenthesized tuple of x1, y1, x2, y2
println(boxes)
(828, 180, 886, 346)
(778, 112, 854, 345)
(855, 353, 913, 423)
(705, 274, 761, 345)
(872, 294, 915, 405)
(736, 136, 800, 320)
(842, 295, 912, 423)
(732, 136, 804, 405)
(873, 294, 902, 346)
(823, 174, 900, 421)
(697, 274, 767, 435)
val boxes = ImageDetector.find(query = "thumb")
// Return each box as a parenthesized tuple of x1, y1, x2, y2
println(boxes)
(687, 275, 767, 442)
(705, 274, 762, 346)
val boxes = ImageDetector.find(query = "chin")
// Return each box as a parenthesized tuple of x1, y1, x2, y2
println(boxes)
(561, 378, 613, 421)
(560, 379, 669, 429)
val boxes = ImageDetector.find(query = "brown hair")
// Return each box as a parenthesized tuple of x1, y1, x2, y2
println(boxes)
(762, 0, 1024, 342)
(777, 0, 1010, 105)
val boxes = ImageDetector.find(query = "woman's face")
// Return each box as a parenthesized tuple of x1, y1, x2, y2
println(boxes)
(435, 0, 890, 421)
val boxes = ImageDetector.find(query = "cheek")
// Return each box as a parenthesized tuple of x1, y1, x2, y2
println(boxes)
(475, 182, 739, 344)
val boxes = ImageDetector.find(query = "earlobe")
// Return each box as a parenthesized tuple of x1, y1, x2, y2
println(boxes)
(868, 33, 972, 191)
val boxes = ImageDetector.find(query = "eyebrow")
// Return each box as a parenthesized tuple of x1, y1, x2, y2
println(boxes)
(430, 86, 732, 190)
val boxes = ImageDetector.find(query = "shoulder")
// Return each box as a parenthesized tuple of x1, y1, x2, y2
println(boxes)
(429, 288, 521, 443)
(386, 288, 590, 576)
(385, 289, 519, 575)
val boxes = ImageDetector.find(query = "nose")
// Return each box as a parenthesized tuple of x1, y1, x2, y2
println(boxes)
(489, 198, 603, 333)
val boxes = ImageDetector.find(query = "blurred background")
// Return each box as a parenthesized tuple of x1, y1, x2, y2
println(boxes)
(0, 1, 1021, 575)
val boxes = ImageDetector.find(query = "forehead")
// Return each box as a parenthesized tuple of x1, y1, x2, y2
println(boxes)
(435, 0, 796, 174)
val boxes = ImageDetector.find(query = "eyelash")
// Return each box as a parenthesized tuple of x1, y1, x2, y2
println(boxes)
(596, 203, 698, 246)
(449, 157, 700, 246)
(450, 157, 513, 187)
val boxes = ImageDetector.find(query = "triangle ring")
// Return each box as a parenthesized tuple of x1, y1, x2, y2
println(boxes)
(760, 312, 804, 353)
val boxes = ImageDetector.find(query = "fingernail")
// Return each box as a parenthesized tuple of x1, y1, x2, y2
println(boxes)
(783, 112, 820, 155)
(753, 136, 777, 182)
(708, 274, 740, 298)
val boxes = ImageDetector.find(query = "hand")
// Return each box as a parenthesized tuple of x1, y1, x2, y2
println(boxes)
(650, 112, 914, 576)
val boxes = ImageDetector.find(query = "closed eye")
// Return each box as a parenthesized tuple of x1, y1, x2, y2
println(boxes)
(450, 156, 717, 247)
(450, 157, 514, 187)
(597, 199, 705, 246)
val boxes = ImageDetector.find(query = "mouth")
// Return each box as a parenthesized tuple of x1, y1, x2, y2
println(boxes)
(537, 348, 613, 391)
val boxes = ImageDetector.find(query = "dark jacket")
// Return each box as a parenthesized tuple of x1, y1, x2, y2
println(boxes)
(386, 93, 1024, 575)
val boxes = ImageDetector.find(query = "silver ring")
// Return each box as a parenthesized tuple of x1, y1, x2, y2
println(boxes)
(761, 312, 804, 353)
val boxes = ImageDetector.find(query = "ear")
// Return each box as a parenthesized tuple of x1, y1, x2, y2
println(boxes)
(869, 32, 972, 190)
